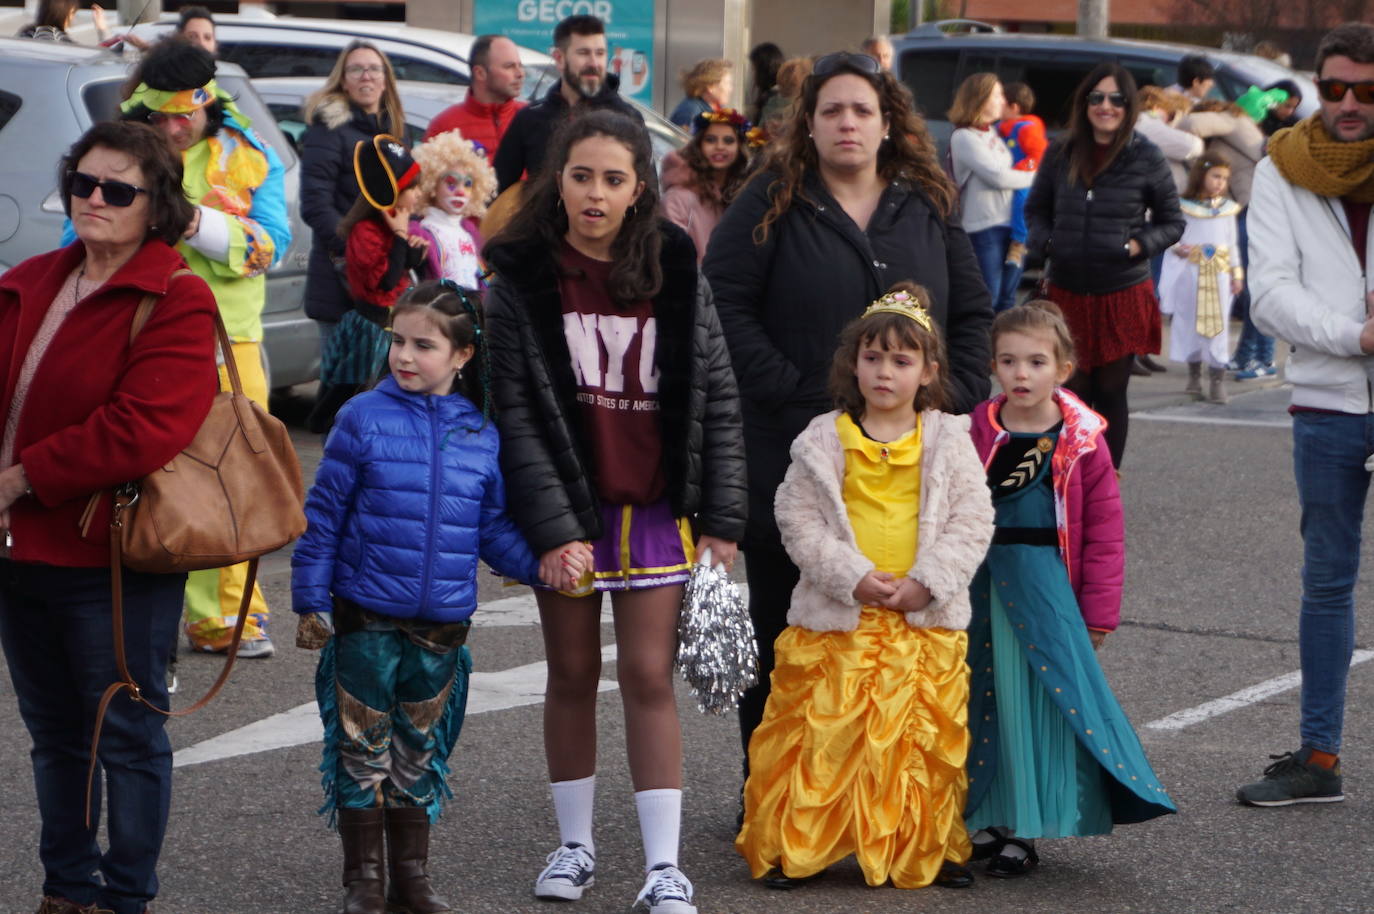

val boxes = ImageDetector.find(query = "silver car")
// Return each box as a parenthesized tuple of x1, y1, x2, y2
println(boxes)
(0, 38, 318, 389)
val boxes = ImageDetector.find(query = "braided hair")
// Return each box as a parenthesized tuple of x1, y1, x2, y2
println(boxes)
(391, 279, 492, 427)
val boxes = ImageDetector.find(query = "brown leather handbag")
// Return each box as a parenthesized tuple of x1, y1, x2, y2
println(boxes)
(82, 278, 308, 825)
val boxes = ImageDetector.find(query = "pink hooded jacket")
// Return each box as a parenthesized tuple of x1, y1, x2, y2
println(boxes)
(969, 388, 1124, 631)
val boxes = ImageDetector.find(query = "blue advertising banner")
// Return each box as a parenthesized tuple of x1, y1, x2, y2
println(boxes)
(474, 0, 656, 103)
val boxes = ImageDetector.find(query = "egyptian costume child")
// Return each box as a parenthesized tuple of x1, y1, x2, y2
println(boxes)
(964, 301, 1175, 878)
(291, 280, 548, 914)
(736, 283, 995, 891)
(411, 129, 496, 287)
(318, 134, 430, 397)
(1157, 155, 1244, 404)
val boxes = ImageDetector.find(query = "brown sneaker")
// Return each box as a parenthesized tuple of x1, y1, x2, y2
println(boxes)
(1005, 241, 1027, 267)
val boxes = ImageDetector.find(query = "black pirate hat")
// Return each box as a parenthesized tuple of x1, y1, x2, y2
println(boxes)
(353, 133, 420, 210)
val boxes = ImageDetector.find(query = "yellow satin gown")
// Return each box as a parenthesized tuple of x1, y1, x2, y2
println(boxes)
(736, 414, 972, 888)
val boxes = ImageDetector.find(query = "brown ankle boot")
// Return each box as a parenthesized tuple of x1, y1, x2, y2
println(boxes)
(1207, 366, 1228, 404)
(339, 807, 387, 914)
(385, 807, 452, 913)
(1185, 361, 1203, 399)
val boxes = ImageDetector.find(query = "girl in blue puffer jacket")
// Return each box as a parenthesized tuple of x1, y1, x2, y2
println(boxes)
(291, 279, 569, 914)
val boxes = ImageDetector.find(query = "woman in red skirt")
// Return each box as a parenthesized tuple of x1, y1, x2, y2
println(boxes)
(1024, 63, 1185, 467)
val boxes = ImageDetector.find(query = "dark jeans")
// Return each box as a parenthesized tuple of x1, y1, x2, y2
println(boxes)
(0, 561, 184, 914)
(969, 225, 1023, 313)
(737, 542, 801, 768)
(1293, 412, 1374, 754)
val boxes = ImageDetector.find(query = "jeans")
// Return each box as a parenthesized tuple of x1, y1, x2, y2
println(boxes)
(1292, 411, 1374, 754)
(969, 225, 1022, 313)
(0, 561, 185, 914)
(1230, 209, 1275, 367)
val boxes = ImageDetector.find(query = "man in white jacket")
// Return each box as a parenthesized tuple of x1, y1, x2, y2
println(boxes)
(1238, 21, 1374, 807)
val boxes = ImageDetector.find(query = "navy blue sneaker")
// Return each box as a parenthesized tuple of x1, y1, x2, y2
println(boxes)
(534, 842, 595, 901)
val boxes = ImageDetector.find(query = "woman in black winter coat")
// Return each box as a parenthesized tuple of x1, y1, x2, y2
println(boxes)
(1025, 62, 1184, 468)
(483, 110, 746, 912)
(702, 51, 993, 768)
(298, 40, 406, 430)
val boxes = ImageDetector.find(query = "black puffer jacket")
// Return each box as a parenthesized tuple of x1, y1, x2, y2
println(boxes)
(703, 168, 993, 548)
(1025, 132, 1185, 295)
(299, 96, 390, 322)
(494, 74, 643, 192)
(484, 222, 747, 555)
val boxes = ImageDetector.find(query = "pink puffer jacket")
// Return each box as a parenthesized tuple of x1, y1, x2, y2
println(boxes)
(968, 388, 1124, 631)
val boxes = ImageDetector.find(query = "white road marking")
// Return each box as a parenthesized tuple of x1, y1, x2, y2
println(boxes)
(1144, 649, 1374, 732)
(1131, 412, 1291, 430)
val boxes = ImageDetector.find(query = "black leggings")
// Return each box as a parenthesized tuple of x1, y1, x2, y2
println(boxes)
(1065, 355, 1133, 468)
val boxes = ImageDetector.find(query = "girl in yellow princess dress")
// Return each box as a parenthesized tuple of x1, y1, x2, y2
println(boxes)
(736, 281, 994, 891)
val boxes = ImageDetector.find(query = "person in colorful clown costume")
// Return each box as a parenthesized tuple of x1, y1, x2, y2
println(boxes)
(120, 39, 290, 658)
(410, 129, 495, 288)
(1158, 155, 1244, 404)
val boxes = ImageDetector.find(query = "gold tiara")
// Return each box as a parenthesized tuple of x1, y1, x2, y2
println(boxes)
(862, 289, 932, 331)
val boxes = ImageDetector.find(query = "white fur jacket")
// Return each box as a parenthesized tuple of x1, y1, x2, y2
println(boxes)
(774, 409, 994, 633)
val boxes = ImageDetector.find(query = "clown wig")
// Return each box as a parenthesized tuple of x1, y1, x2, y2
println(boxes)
(413, 129, 497, 220)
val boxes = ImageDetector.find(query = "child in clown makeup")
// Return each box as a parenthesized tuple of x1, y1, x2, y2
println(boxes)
(411, 129, 498, 287)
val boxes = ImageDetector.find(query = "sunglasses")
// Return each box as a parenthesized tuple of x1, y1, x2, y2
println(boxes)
(147, 110, 195, 127)
(68, 171, 147, 207)
(813, 51, 882, 78)
(1316, 78, 1374, 104)
(1087, 91, 1128, 108)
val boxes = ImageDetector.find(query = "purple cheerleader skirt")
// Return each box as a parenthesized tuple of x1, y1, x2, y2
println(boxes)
(573, 499, 695, 592)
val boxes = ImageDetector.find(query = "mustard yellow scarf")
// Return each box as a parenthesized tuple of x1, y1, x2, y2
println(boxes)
(1268, 113, 1374, 203)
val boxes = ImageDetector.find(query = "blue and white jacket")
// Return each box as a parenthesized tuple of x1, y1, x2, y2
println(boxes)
(291, 375, 541, 623)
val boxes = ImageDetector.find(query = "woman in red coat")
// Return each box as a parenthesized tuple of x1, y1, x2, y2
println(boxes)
(0, 121, 218, 914)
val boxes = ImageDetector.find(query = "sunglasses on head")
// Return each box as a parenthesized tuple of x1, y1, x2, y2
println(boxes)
(813, 51, 882, 79)
(1317, 78, 1374, 104)
(1087, 90, 1128, 108)
(68, 171, 147, 207)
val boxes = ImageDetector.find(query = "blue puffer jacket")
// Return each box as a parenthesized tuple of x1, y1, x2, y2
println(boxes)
(292, 376, 541, 622)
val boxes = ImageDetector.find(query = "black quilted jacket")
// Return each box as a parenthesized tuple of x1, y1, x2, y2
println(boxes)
(1025, 132, 1185, 295)
(483, 222, 748, 555)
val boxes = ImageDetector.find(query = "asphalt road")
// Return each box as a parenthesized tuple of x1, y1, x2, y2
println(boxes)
(2, 355, 1371, 914)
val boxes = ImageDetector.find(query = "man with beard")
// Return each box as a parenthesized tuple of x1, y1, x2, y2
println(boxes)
(1237, 21, 1374, 807)
(425, 34, 527, 164)
(494, 14, 642, 192)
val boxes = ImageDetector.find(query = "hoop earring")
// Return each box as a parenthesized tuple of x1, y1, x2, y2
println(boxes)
(628, 202, 638, 216)
(556, 197, 564, 212)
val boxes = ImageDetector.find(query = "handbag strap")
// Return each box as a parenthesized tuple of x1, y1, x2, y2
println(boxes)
(85, 540, 259, 827)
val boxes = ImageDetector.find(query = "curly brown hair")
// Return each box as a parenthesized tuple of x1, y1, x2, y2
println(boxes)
(830, 281, 949, 420)
(753, 58, 954, 245)
(681, 58, 732, 99)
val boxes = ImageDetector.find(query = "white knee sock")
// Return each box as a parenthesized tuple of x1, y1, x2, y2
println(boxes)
(550, 775, 596, 856)
(634, 788, 682, 870)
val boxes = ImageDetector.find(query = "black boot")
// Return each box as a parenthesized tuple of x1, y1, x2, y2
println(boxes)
(384, 807, 451, 913)
(339, 807, 387, 914)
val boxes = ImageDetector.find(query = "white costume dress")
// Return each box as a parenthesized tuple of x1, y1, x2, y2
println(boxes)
(1159, 196, 1243, 368)
(418, 206, 482, 287)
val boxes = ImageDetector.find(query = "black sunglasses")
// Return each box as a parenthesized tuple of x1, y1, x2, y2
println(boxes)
(68, 171, 147, 207)
(813, 51, 882, 78)
(1087, 90, 1128, 108)
(1317, 78, 1374, 104)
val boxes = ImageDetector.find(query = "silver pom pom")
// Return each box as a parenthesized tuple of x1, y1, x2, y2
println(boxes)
(677, 558, 758, 715)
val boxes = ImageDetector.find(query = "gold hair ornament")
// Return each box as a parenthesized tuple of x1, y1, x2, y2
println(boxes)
(862, 289, 933, 331)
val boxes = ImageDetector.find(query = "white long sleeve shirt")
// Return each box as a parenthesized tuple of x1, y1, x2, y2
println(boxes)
(950, 126, 1035, 234)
